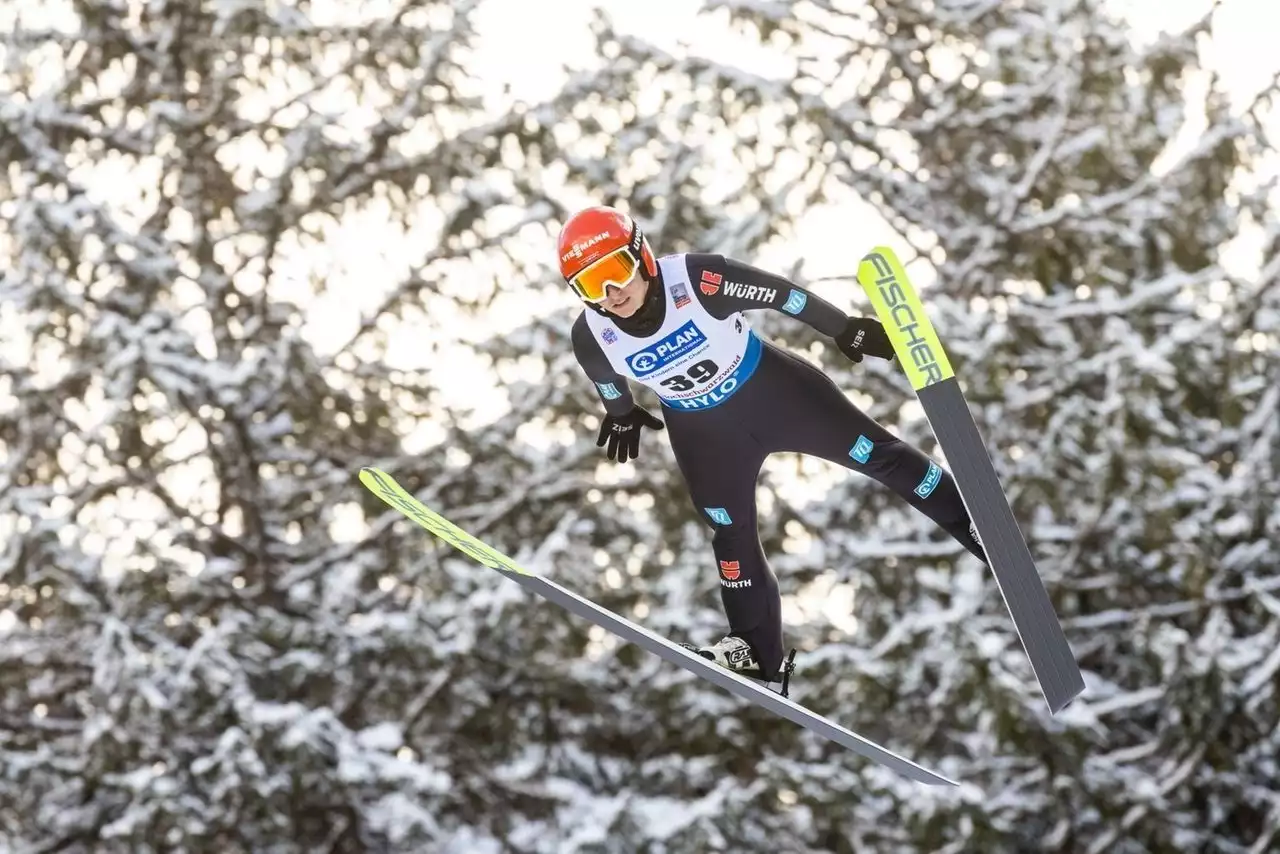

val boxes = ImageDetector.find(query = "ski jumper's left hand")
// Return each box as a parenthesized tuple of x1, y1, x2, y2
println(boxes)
(834, 316, 895, 363)
(682, 255, 895, 364)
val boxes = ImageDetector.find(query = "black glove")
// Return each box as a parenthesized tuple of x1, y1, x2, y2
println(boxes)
(596, 406, 665, 463)
(835, 316, 895, 363)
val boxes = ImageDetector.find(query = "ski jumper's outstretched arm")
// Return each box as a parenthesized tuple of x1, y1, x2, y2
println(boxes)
(571, 314, 636, 414)
(570, 314, 664, 463)
(683, 253, 894, 362)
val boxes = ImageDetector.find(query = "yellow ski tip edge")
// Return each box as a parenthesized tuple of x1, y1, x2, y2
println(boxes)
(358, 466, 531, 576)
(856, 246, 955, 392)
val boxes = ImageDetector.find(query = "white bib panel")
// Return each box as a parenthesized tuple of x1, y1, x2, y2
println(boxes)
(583, 254, 763, 411)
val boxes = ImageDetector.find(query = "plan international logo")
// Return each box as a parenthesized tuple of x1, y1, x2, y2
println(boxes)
(626, 321, 706, 377)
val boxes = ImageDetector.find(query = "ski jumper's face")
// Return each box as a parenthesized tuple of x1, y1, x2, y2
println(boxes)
(600, 271, 648, 317)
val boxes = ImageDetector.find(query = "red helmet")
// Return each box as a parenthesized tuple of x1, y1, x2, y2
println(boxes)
(557, 206, 658, 303)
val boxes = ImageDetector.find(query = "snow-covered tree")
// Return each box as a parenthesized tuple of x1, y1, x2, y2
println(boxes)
(466, 0, 1279, 851)
(0, 0, 598, 850)
(3, 0, 1277, 851)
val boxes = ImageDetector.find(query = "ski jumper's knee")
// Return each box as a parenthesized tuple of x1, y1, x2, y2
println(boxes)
(697, 503, 741, 530)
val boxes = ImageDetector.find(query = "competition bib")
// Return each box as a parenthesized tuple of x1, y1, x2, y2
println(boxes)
(584, 254, 762, 411)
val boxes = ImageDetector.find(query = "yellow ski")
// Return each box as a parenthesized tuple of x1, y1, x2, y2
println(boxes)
(857, 248, 1085, 713)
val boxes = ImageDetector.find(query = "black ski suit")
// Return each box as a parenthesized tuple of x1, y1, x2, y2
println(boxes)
(571, 253, 985, 680)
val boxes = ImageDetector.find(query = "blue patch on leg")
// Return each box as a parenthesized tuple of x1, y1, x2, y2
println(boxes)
(849, 435, 874, 464)
(705, 507, 732, 525)
(915, 462, 942, 498)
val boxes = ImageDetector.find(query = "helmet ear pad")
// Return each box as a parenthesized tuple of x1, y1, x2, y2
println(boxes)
(627, 219, 658, 283)
(640, 240, 658, 279)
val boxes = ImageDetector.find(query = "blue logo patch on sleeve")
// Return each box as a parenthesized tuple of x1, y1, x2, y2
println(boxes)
(705, 507, 733, 525)
(782, 290, 808, 315)
(915, 462, 942, 498)
(596, 382, 622, 400)
(849, 435, 874, 464)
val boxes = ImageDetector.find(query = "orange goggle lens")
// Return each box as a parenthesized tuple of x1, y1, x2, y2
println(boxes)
(569, 247, 639, 302)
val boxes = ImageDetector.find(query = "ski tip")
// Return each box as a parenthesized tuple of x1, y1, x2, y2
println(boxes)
(358, 466, 391, 485)
(862, 245, 900, 264)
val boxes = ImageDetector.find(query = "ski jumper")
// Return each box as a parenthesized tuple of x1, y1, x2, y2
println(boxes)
(572, 253, 985, 680)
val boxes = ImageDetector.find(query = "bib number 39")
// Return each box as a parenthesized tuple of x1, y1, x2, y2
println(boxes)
(658, 359, 719, 393)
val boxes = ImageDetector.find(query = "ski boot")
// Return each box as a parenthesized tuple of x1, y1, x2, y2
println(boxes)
(679, 635, 798, 698)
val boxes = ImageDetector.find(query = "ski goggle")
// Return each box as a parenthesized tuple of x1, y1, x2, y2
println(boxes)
(568, 246, 639, 303)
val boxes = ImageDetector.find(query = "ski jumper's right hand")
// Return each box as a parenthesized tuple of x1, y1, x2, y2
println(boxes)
(596, 406, 665, 463)
(835, 316, 895, 363)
